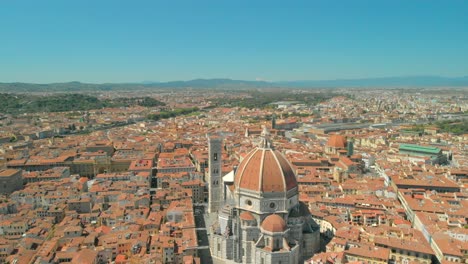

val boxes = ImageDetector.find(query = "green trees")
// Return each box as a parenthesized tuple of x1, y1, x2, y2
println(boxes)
(435, 120, 468, 135)
(147, 107, 199, 121)
(0, 94, 165, 114)
(0, 93, 104, 113)
(107, 97, 166, 108)
(408, 119, 468, 135)
(212, 90, 339, 109)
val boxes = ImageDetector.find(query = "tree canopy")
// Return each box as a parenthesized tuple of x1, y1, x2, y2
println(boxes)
(0, 93, 165, 114)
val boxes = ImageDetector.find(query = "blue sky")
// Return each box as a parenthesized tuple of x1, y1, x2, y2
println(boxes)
(1, 0, 467, 83)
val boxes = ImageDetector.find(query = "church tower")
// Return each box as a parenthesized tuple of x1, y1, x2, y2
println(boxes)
(271, 113, 277, 129)
(208, 135, 223, 213)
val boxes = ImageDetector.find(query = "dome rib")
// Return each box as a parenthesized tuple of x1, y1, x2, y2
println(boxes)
(273, 151, 297, 191)
(258, 149, 266, 193)
(271, 149, 287, 193)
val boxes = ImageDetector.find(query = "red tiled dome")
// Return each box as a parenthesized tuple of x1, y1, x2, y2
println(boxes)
(234, 148, 297, 193)
(261, 214, 286, 233)
(327, 135, 346, 148)
(239, 211, 255, 221)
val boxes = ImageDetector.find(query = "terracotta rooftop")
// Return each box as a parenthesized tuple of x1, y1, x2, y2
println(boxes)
(327, 134, 346, 148)
(0, 169, 20, 177)
(239, 211, 255, 221)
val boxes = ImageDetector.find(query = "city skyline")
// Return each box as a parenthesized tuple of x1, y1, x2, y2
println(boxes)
(1, 1, 467, 263)
(1, 0, 468, 83)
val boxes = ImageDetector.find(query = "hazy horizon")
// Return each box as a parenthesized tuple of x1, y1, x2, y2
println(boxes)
(1, 74, 468, 85)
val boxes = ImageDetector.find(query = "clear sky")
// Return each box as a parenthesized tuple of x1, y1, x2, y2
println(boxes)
(1, 0, 467, 83)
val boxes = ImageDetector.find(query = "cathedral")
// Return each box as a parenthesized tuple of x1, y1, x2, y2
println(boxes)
(208, 128, 320, 264)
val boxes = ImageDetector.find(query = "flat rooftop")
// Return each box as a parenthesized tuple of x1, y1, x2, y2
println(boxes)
(0, 169, 20, 177)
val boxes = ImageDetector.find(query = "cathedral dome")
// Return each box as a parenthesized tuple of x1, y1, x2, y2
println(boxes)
(234, 146, 297, 193)
(261, 214, 287, 233)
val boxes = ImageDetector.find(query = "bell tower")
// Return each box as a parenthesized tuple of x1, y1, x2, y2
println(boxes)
(208, 135, 223, 213)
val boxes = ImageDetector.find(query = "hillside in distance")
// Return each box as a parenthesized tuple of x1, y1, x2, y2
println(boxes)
(0, 79, 270, 92)
(279, 75, 468, 87)
(0, 93, 165, 114)
(1, 76, 467, 92)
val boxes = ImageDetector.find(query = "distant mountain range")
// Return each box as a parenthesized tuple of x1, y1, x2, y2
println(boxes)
(277, 75, 468, 87)
(1, 76, 467, 92)
(141, 76, 468, 88)
(142, 78, 271, 88)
